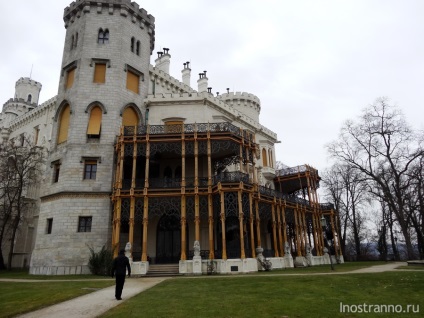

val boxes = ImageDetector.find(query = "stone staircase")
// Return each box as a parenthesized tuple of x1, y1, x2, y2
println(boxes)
(146, 264, 181, 277)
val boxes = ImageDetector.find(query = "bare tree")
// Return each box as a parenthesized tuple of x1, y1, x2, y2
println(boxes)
(0, 137, 45, 269)
(327, 98, 423, 260)
(322, 163, 370, 259)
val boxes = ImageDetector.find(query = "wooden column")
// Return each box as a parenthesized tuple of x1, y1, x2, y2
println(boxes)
(195, 194, 200, 241)
(276, 201, 283, 257)
(271, 202, 279, 257)
(220, 189, 227, 260)
(255, 198, 261, 248)
(181, 195, 187, 260)
(282, 204, 287, 252)
(238, 190, 246, 259)
(294, 206, 301, 256)
(208, 194, 215, 259)
(112, 198, 122, 257)
(141, 196, 149, 261)
(249, 192, 256, 258)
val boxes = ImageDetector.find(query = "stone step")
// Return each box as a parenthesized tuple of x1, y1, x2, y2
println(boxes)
(146, 264, 181, 277)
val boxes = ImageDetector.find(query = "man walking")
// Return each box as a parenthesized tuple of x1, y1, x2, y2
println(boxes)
(111, 249, 131, 300)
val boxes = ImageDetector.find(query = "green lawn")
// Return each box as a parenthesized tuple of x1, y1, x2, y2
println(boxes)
(0, 280, 114, 317)
(1, 262, 422, 318)
(101, 271, 423, 318)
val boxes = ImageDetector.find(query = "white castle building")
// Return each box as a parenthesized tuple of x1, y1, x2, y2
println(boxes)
(0, 0, 341, 275)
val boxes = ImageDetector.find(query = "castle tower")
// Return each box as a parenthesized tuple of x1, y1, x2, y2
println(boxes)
(0, 77, 42, 142)
(30, 0, 155, 275)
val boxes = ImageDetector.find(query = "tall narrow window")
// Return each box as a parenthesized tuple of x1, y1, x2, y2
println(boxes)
(87, 106, 102, 138)
(20, 134, 25, 146)
(126, 70, 139, 94)
(131, 37, 135, 52)
(84, 160, 97, 180)
(27, 94, 32, 103)
(58, 104, 71, 144)
(136, 41, 140, 55)
(53, 162, 61, 183)
(93, 63, 106, 83)
(78, 216, 92, 232)
(98, 29, 109, 44)
(122, 107, 139, 126)
(34, 126, 40, 145)
(262, 148, 268, 167)
(66, 68, 76, 89)
(75, 32, 78, 48)
(71, 35, 74, 50)
(46, 218, 53, 234)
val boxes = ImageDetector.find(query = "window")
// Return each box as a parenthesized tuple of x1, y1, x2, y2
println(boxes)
(122, 107, 139, 126)
(84, 160, 97, 180)
(53, 161, 61, 183)
(262, 148, 268, 167)
(93, 63, 106, 83)
(87, 106, 102, 138)
(98, 29, 109, 44)
(27, 94, 32, 103)
(46, 218, 53, 234)
(20, 134, 25, 146)
(57, 104, 71, 144)
(126, 70, 139, 94)
(34, 126, 40, 145)
(131, 37, 135, 52)
(165, 121, 184, 133)
(78, 216, 92, 232)
(75, 32, 78, 48)
(136, 41, 140, 55)
(66, 67, 76, 89)
(71, 35, 74, 50)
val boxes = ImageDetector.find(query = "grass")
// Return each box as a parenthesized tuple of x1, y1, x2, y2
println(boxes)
(102, 271, 423, 318)
(0, 262, 421, 318)
(0, 280, 114, 318)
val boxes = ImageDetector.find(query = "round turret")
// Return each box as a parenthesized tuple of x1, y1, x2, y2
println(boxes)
(219, 92, 261, 122)
(15, 77, 42, 105)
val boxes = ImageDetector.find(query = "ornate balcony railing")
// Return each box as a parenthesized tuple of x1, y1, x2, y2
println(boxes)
(123, 122, 252, 141)
(275, 164, 318, 177)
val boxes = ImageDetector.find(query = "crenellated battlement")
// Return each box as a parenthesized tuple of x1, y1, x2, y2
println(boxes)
(149, 65, 196, 94)
(2, 98, 38, 110)
(64, 0, 154, 27)
(8, 96, 57, 130)
(218, 92, 261, 114)
(16, 77, 42, 90)
(63, 0, 155, 52)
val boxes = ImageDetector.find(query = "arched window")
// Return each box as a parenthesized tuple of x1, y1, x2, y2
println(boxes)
(75, 32, 78, 47)
(98, 29, 109, 44)
(87, 106, 102, 139)
(122, 107, 139, 127)
(136, 41, 140, 55)
(262, 148, 268, 167)
(71, 35, 74, 50)
(57, 104, 71, 144)
(27, 94, 32, 103)
(131, 37, 135, 52)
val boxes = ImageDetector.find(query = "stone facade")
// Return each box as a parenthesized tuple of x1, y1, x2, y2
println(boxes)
(0, 0, 339, 274)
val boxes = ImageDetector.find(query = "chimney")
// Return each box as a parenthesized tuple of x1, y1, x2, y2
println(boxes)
(155, 48, 171, 73)
(197, 71, 208, 93)
(182, 61, 191, 86)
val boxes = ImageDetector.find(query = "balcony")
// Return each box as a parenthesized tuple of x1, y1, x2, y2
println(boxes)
(261, 166, 276, 179)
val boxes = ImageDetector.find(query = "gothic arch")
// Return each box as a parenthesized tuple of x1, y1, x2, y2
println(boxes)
(54, 100, 73, 122)
(120, 103, 143, 126)
(85, 101, 107, 114)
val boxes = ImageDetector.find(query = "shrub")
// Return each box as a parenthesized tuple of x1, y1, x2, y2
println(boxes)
(87, 245, 113, 276)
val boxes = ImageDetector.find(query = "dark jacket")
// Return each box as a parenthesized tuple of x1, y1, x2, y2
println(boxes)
(112, 253, 131, 276)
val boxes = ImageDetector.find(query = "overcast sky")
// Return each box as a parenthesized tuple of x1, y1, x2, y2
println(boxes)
(1, 0, 423, 172)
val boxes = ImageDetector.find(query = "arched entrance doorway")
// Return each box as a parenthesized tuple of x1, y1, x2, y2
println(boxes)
(156, 214, 181, 264)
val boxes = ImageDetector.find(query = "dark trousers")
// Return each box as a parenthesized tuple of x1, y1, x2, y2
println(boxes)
(115, 275, 126, 299)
